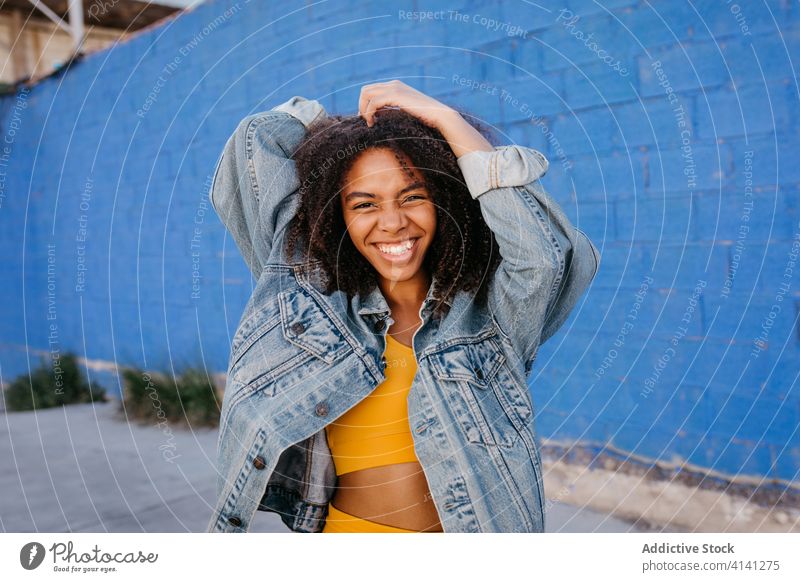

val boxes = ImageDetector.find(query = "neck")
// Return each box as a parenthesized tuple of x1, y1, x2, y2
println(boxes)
(378, 271, 431, 312)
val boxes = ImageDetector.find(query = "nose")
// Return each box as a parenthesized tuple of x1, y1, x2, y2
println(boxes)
(376, 200, 409, 232)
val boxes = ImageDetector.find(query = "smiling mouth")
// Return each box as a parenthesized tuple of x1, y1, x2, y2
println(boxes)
(373, 238, 420, 262)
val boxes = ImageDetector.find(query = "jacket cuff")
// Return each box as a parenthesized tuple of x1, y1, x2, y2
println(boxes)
(456, 145, 550, 200)
(271, 95, 327, 129)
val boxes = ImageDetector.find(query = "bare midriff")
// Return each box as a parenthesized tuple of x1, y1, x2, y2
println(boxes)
(332, 462, 444, 532)
(327, 327, 444, 532)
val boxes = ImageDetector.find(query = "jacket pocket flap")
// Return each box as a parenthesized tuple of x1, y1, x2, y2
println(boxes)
(279, 290, 349, 365)
(430, 340, 505, 389)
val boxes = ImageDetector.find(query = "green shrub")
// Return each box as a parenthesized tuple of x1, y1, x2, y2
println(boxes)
(120, 364, 220, 428)
(4, 352, 107, 411)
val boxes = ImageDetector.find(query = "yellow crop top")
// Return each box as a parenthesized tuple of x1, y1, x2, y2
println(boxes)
(325, 334, 419, 476)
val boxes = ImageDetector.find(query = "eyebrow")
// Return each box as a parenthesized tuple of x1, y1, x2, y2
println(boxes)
(344, 181, 426, 203)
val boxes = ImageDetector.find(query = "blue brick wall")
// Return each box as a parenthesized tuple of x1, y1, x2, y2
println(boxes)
(0, 0, 797, 485)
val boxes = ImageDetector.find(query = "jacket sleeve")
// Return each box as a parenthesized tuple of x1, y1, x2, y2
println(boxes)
(456, 145, 600, 370)
(208, 96, 327, 276)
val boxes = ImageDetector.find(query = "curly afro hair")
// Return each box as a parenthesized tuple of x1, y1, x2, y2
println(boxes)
(284, 105, 503, 321)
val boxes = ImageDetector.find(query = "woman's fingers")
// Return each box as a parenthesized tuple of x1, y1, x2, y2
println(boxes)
(358, 80, 447, 128)
(359, 81, 404, 126)
(358, 83, 381, 122)
(360, 89, 388, 126)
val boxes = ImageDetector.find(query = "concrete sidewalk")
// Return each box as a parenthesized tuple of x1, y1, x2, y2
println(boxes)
(0, 401, 654, 533)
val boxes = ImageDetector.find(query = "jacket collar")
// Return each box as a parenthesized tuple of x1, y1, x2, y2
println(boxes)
(357, 272, 454, 316)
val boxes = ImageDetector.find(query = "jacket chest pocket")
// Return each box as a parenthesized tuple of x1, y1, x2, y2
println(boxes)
(429, 337, 532, 448)
(228, 290, 352, 402)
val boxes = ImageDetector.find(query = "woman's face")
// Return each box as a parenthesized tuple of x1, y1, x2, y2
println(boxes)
(340, 147, 437, 283)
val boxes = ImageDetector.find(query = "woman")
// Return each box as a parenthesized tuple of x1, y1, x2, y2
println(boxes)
(287, 81, 506, 532)
(207, 80, 600, 534)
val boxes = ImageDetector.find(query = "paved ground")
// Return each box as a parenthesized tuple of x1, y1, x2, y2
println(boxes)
(0, 400, 655, 533)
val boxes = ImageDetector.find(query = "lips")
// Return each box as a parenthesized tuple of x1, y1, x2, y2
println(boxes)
(373, 237, 419, 262)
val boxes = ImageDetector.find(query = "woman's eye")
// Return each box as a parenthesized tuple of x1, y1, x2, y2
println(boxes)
(353, 195, 425, 210)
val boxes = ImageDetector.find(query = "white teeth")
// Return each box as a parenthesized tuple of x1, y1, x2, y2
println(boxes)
(377, 240, 414, 255)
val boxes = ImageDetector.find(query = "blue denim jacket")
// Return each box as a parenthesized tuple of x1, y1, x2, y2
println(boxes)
(206, 96, 600, 533)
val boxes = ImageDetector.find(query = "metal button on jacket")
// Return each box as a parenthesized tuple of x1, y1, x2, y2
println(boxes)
(253, 455, 266, 470)
(291, 322, 305, 335)
(315, 401, 329, 417)
(227, 516, 242, 527)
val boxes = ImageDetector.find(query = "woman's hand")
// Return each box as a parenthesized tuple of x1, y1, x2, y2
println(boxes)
(358, 80, 454, 129)
(359, 80, 493, 159)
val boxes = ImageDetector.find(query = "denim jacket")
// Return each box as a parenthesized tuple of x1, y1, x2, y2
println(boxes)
(206, 96, 600, 533)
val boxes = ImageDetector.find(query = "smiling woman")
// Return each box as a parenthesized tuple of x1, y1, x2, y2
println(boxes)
(285, 93, 504, 324)
(340, 148, 435, 287)
(283, 85, 508, 532)
(207, 82, 600, 534)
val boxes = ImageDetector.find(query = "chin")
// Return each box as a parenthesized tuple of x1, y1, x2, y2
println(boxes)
(369, 257, 429, 283)
(376, 268, 418, 282)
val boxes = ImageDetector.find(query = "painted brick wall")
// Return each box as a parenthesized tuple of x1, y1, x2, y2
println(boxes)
(0, 0, 797, 484)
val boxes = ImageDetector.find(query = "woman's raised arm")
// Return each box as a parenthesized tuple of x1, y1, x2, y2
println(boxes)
(209, 96, 327, 276)
(357, 80, 600, 371)
(456, 145, 600, 373)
